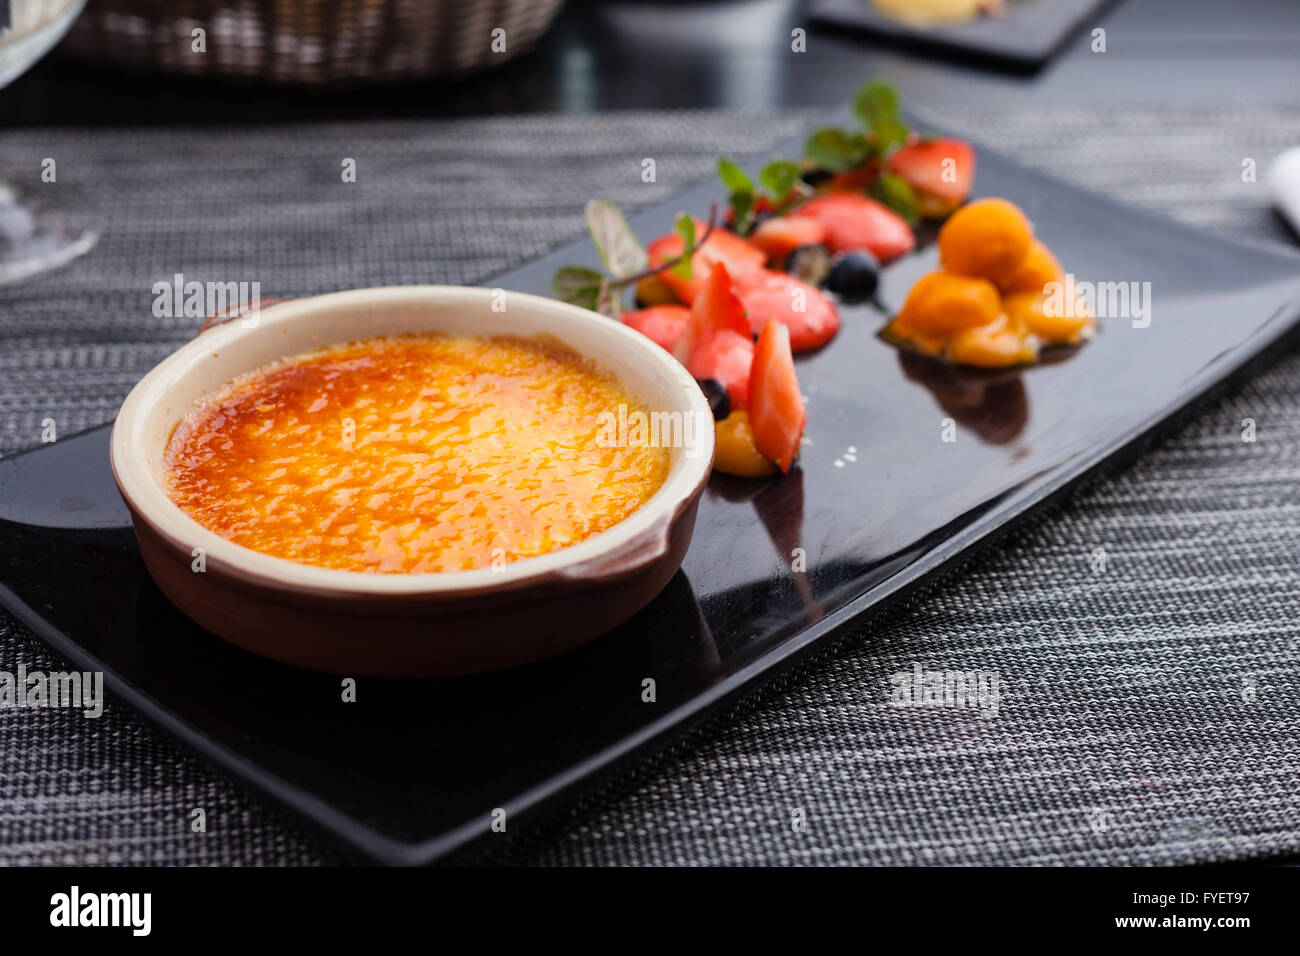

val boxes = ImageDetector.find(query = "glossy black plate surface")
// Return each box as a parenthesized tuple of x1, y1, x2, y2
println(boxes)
(2, 129, 1299, 864)
(810, 0, 1113, 69)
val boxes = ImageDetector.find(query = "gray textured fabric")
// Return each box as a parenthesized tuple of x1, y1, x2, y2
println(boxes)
(2, 106, 1299, 866)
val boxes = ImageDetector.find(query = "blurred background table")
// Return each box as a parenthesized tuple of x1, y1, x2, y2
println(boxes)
(3, 0, 1299, 125)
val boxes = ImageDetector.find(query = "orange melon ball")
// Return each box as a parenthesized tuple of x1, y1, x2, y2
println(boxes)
(938, 198, 1033, 284)
(896, 271, 1002, 336)
(946, 313, 1039, 368)
(1001, 238, 1064, 295)
(1003, 291, 1095, 346)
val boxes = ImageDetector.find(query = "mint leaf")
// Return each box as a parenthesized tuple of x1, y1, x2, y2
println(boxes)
(729, 190, 754, 232)
(675, 213, 696, 249)
(874, 119, 908, 153)
(853, 78, 908, 152)
(671, 213, 697, 281)
(584, 199, 647, 281)
(718, 158, 754, 196)
(853, 79, 900, 129)
(552, 266, 607, 312)
(872, 172, 918, 223)
(803, 127, 871, 172)
(760, 159, 800, 199)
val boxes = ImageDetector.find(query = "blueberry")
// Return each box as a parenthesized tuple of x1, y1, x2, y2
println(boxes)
(826, 250, 880, 302)
(786, 243, 832, 287)
(697, 378, 730, 422)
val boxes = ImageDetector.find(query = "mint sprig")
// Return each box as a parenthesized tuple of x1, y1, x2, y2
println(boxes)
(717, 156, 805, 234)
(551, 202, 718, 317)
(852, 79, 908, 153)
(871, 172, 918, 224)
(585, 199, 647, 280)
(798, 77, 916, 220)
(803, 127, 873, 172)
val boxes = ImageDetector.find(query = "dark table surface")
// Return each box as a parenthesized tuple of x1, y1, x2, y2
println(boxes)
(2, 0, 1299, 127)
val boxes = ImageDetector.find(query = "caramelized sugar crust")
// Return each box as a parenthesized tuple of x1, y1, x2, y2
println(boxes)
(164, 334, 669, 573)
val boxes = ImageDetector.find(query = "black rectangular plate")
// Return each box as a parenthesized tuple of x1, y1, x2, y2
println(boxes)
(2, 127, 1300, 865)
(810, 0, 1113, 69)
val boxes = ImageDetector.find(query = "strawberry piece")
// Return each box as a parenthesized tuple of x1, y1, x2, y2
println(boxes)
(671, 263, 754, 408)
(620, 305, 690, 353)
(749, 216, 828, 262)
(646, 219, 765, 304)
(887, 138, 975, 217)
(827, 162, 879, 193)
(749, 318, 806, 473)
(790, 193, 915, 262)
(731, 268, 840, 352)
(672, 261, 750, 366)
(688, 329, 754, 411)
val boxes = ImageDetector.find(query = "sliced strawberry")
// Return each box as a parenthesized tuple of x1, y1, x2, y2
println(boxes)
(620, 304, 690, 353)
(688, 329, 754, 411)
(731, 268, 840, 352)
(826, 162, 879, 193)
(749, 216, 827, 262)
(673, 261, 750, 366)
(749, 318, 806, 473)
(791, 193, 915, 262)
(887, 138, 975, 218)
(646, 219, 765, 304)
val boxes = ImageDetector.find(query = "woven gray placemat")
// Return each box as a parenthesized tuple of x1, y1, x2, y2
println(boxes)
(2, 105, 1298, 866)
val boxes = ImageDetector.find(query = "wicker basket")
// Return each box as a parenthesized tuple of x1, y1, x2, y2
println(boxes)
(59, 0, 566, 86)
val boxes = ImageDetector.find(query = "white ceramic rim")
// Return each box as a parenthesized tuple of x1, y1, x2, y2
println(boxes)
(111, 286, 714, 596)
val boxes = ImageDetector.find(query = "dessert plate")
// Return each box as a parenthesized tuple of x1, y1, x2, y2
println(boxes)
(2, 128, 1299, 864)
(810, 0, 1114, 69)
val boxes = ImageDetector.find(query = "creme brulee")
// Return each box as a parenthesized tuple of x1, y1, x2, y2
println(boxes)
(163, 334, 669, 573)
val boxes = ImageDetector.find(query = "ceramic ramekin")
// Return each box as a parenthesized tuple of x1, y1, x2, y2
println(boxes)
(111, 287, 714, 677)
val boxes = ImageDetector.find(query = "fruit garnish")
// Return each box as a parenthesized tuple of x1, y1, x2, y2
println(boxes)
(786, 244, 833, 287)
(750, 216, 828, 262)
(552, 200, 719, 317)
(799, 78, 921, 221)
(999, 238, 1062, 295)
(677, 263, 754, 409)
(804, 126, 876, 174)
(688, 329, 754, 412)
(945, 314, 1039, 368)
(937, 197, 1032, 285)
(587, 198, 648, 279)
(714, 410, 779, 478)
(804, 80, 906, 169)
(887, 138, 975, 218)
(749, 318, 806, 472)
(731, 268, 841, 352)
(886, 197, 1092, 368)
(697, 378, 731, 422)
(674, 261, 751, 361)
(825, 250, 880, 302)
(718, 157, 803, 235)
(1003, 291, 1095, 346)
(793, 193, 915, 262)
(895, 271, 1002, 335)
(647, 221, 765, 305)
(620, 304, 690, 353)
(549, 77, 992, 479)
(634, 273, 678, 307)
